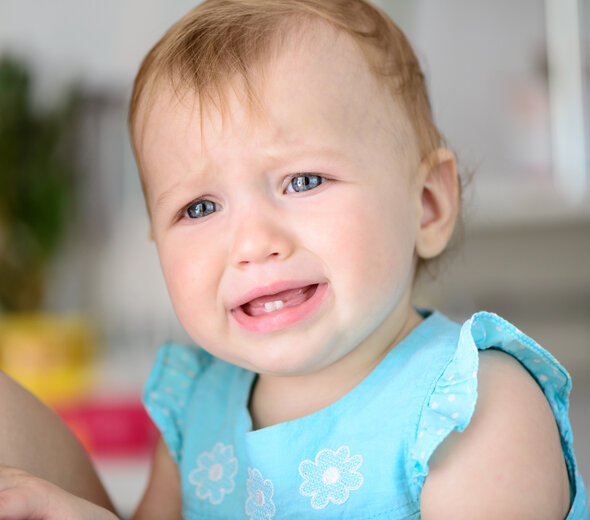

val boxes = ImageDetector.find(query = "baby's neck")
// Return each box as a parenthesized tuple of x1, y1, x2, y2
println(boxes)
(249, 369, 351, 430)
(248, 308, 423, 430)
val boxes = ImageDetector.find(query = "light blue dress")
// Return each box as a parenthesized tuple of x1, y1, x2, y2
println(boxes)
(144, 311, 588, 519)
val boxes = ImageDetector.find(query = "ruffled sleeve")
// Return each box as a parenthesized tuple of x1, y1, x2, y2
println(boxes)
(143, 342, 211, 463)
(410, 316, 479, 489)
(467, 311, 571, 431)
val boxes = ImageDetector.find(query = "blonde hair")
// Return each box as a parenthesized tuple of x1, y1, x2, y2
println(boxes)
(129, 0, 444, 159)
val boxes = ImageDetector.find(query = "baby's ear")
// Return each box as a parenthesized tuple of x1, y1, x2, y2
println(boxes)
(415, 149, 460, 259)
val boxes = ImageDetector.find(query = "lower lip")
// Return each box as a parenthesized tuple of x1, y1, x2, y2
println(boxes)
(230, 283, 329, 333)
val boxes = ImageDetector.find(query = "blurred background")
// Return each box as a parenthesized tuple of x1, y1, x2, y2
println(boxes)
(0, 0, 588, 516)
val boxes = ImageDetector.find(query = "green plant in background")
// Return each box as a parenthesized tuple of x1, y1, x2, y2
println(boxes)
(0, 56, 80, 312)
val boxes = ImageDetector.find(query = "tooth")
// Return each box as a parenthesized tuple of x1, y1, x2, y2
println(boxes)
(264, 300, 284, 313)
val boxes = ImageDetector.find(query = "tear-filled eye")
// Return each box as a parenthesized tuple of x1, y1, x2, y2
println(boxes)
(186, 199, 218, 219)
(285, 174, 324, 193)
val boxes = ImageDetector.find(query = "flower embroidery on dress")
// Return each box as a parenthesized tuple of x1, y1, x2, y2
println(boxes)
(245, 468, 276, 519)
(299, 446, 363, 510)
(188, 442, 238, 504)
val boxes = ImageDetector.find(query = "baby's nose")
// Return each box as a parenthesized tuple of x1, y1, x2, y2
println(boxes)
(229, 209, 295, 267)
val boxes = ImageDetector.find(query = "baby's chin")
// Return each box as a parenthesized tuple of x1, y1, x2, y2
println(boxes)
(218, 338, 343, 378)
(234, 348, 333, 378)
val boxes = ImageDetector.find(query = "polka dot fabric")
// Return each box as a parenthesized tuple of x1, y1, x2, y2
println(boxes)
(411, 317, 479, 488)
(143, 342, 210, 463)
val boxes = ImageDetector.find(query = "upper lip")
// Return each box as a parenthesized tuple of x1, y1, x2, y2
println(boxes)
(228, 280, 322, 310)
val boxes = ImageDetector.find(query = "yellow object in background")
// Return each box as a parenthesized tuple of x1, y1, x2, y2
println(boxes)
(0, 314, 96, 406)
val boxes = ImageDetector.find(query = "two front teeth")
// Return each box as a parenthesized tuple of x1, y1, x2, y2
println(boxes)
(263, 300, 285, 313)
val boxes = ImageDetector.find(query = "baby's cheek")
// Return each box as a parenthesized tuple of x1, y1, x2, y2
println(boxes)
(159, 252, 200, 312)
(357, 228, 414, 298)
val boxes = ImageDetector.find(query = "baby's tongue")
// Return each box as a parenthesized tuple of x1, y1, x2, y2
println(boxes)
(243, 285, 315, 317)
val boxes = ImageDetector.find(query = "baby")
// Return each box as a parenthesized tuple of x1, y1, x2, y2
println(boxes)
(0, 0, 587, 518)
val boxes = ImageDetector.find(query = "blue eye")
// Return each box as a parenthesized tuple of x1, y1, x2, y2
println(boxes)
(286, 174, 324, 193)
(186, 200, 218, 219)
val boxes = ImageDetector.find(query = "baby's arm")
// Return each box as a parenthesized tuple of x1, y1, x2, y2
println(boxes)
(0, 371, 117, 517)
(132, 437, 182, 520)
(420, 349, 571, 519)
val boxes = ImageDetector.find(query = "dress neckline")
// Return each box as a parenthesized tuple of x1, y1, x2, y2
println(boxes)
(241, 309, 443, 436)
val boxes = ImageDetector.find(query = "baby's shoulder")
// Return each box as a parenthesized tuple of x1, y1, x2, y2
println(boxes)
(421, 348, 570, 519)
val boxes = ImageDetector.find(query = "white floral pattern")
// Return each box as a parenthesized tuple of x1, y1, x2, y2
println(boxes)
(188, 442, 238, 504)
(299, 446, 363, 509)
(245, 468, 276, 519)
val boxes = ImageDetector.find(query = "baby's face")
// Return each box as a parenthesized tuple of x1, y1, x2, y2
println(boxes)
(137, 29, 423, 377)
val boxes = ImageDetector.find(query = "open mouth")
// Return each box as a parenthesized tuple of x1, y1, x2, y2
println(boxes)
(241, 284, 319, 317)
(230, 283, 327, 333)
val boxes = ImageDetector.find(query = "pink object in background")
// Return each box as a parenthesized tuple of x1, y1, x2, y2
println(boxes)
(57, 397, 158, 459)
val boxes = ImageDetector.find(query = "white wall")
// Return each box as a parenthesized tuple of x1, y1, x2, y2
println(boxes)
(0, 1, 197, 99)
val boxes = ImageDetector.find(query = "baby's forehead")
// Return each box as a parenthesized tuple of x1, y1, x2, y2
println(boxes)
(139, 22, 358, 119)
(141, 31, 413, 155)
(201, 23, 374, 108)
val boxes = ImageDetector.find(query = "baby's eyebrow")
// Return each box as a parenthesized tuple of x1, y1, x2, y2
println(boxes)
(263, 141, 351, 166)
(152, 159, 215, 212)
(154, 183, 182, 211)
(152, 173, 207, 213)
